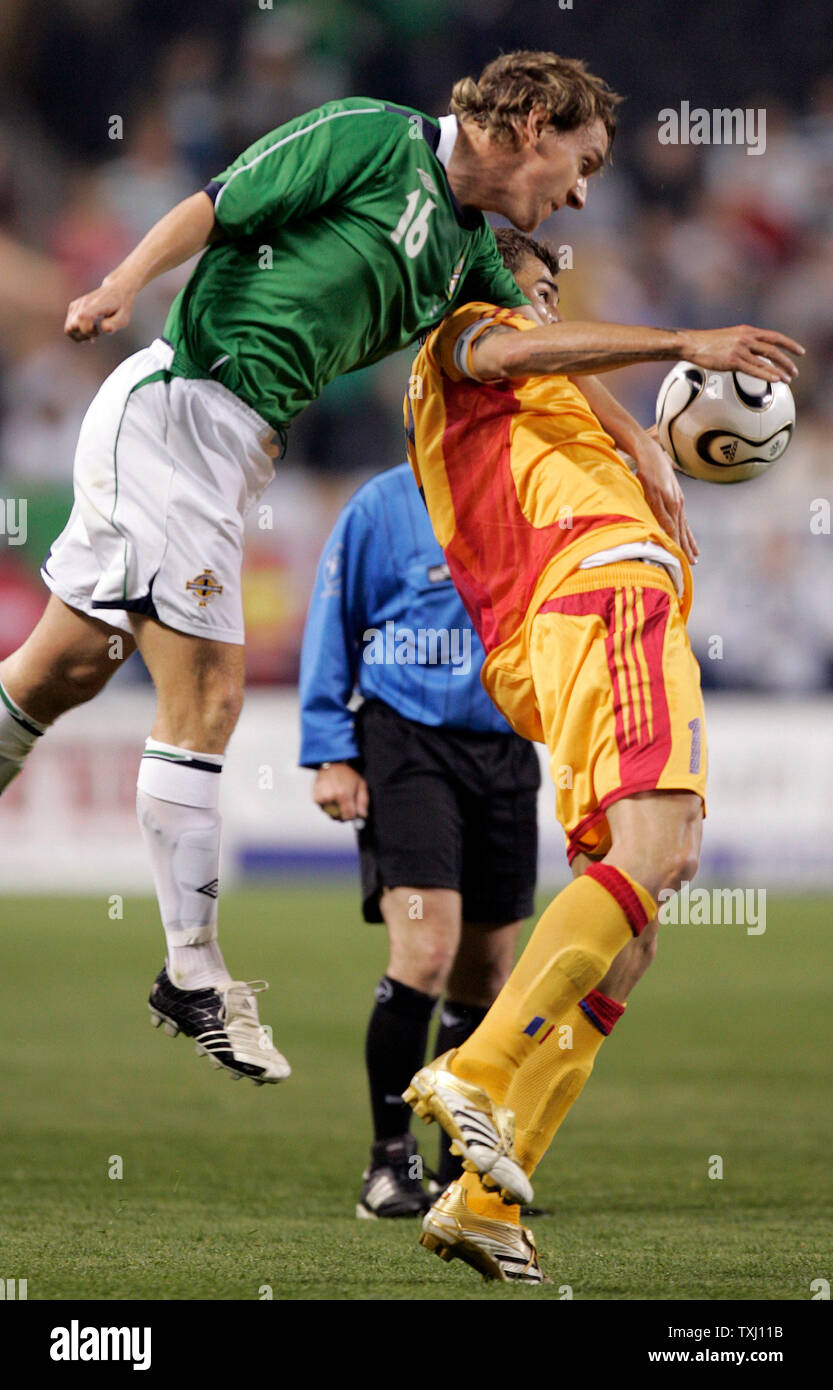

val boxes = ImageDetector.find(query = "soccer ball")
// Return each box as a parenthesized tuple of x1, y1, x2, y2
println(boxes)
(655, 361, 795, 483)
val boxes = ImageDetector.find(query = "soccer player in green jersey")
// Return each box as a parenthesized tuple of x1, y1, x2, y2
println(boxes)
(0, 52, 626, 1083)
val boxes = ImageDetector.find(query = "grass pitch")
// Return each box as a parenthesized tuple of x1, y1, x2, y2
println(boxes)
(1, 888, 830, 1301)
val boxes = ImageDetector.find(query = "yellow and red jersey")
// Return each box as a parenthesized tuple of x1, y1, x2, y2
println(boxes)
(406, 301, 693, 740)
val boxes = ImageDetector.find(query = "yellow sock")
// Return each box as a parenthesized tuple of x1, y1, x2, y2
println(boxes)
(457, 1170, 521, 1225)
(508, 995, 621, 1176)
(451, 865, 654, 1102)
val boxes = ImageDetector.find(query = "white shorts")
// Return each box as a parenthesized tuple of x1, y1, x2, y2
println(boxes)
(42, 339, 278, 644)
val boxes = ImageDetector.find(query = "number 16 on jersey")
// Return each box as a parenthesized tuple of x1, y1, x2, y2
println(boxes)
(391, 191, 436, 258)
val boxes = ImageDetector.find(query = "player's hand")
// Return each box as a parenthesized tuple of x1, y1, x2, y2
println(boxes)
(313, 762, 369, 824)
(633, 434, 698, 564)
(680, 326, 804, 384)
(64, 275, 137, 342)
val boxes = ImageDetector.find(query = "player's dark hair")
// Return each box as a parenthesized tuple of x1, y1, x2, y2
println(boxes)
(450, 50, 621, 150)
(494, 228, 560, 279)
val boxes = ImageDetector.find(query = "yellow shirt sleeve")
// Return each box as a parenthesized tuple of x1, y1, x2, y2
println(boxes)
(431, 301, 534, 382)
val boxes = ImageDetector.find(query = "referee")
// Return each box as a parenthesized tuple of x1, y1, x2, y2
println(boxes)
(299, 463, 540, 1218)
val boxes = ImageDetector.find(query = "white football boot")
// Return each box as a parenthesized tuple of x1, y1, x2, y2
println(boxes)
(403, 1049, 533, 1206)
(148, 967, 291, 1084)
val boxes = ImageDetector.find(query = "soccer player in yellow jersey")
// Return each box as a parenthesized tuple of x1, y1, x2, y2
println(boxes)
(403, 229, 804, 1282)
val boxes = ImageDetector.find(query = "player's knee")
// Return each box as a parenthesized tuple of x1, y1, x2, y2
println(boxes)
(413, 943, 456, 995)
(657, 846, 699, 896)
(391, 933, 456, 996)
(661, 826, 701, 894)
(680, 838, 701, 886)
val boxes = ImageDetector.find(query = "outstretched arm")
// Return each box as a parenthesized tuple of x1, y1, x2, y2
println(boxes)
(471, 320, 804, 385)
(64, 191, 216, 342)
(575, 374, 698, 564)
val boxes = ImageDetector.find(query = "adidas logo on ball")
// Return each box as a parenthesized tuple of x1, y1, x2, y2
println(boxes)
(655, 362, 795, 483)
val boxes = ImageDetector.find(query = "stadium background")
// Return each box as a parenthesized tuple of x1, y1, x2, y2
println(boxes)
(1, 0, 832, 1307)
(0, 0, 830, 890)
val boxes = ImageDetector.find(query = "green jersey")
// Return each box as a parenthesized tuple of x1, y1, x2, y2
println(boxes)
(163, 97, 527, 431)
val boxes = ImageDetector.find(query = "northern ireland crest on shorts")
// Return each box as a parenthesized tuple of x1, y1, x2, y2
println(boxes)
(186, 569, 224, 607)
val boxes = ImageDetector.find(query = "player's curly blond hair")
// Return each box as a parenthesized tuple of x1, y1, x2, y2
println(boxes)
(450, 50, 621, 149)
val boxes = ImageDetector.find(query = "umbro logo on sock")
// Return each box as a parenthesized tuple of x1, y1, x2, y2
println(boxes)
(440, 1009, 465, 1029)
(196, 879, 219, 898)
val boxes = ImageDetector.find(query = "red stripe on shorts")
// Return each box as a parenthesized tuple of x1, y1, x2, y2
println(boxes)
(537, 582, 673, 790)
(630, 585, 673, 785)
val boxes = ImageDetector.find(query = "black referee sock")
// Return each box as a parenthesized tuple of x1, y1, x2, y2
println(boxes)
(365, 976, 437, 1145)
(434, 1000, 490, 1187)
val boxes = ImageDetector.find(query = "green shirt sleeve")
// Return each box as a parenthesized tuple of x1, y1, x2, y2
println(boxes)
(458, 226, 529, 309)
(210, 102, 388, 236)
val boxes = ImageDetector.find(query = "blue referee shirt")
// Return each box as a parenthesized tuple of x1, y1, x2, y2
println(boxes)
(299, 463, 513, 767)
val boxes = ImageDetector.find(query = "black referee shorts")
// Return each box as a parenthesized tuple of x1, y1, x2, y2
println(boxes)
(355, 698, 540, 925)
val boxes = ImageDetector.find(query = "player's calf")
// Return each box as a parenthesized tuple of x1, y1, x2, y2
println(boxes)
(0, 596, 132, 791)
(446, 918, 522, 1008)
(129, 614, 244, 753)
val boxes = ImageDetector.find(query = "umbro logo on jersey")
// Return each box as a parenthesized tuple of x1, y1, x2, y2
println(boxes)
(446, 253, 466, 300)
(186, 569, 223, 606)
(720, 439, 739, 461)
(196, 879, 219, 898)
(417, 167, 439, 196)
(427, 563, 450, 583)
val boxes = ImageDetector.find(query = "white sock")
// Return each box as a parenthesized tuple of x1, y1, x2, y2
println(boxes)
(166, 939, 229, 992)
(136, 737, 232, 991)
(0, 679, 46, 792)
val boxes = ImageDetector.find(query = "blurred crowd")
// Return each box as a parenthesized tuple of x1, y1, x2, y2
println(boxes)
(0, 0, 830, 689)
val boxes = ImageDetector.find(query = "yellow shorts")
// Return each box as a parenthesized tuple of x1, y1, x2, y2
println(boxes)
(528, 561, 707, 861)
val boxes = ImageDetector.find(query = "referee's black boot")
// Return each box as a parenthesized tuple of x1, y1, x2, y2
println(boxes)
(356, 1134, 433, 1219)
